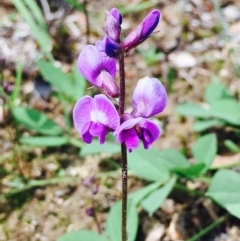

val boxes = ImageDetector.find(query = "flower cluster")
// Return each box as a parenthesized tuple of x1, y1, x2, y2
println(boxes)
(73, 8, 167, 152)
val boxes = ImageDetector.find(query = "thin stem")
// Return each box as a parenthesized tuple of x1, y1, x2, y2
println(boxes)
(187, 213, 229, 241)
(83, 0, 90, 44)
(119, 53, 128, 241)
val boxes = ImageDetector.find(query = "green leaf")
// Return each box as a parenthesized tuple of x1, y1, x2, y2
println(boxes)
(176, 103, 211, 118)
(20, 136, 68, 147)
(224, 140, 240, 153)
(193, 119, 224, 132)
(129, 181, 164, 206)
(80, 140, 120, 156)
(37, 60, 87, 100)
(141, 176, 177, 215)
(173, 163, 205, 178)
(192, 134, 217, 172)
(57, 230, 107, 241)
(204, 81, 233, 104)
(13, 106, 62, 135)
(128, 146, 170, 182)
(210, 99, 240, 126)
(105, 199, 138, 241)
(158, 148, 189, 170)
(206, 169, 240, 219)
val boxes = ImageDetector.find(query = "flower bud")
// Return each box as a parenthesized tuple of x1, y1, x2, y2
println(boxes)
(105, 8, 122, 43)
(104, 37, 122, 59)
(123, 10, 160, 52)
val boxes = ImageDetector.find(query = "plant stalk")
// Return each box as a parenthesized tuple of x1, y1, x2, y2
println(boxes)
(119, 53, 128, 241)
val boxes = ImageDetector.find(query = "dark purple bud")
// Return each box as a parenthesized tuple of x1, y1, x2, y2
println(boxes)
(82, 176, 96, 187)
(104, 37, 122, 59)
(105, 8, 122, 43)
(123, 10, 161, 52)
(92, 185, 99, 195)
(85, 207, 95, 217)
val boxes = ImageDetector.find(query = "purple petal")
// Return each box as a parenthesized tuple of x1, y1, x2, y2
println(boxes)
(104, 37, 121, 59)
(73, 96, 93, 134)
(139, 119, 161, 149)
(124, 129, 140, 151)
(96, 40, 107, 56)
(96, 70, 119, 98)
(89, 123, 107, 144)
(132, 77, 167, 118)
(101, 50, 117, 78)
(115, 117, 143, 146)
(93, 94, 120, 131)
(141, 10, 160, 40)
(78, 45, 103, 86)
(122, 25, 142, 52)
(110, 8, 122, 24)
(105, 9, 121, 43)
(82, 129, 93, 144)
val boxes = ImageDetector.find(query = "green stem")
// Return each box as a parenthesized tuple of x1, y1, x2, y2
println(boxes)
(187, 213, 229, 241)
(119, 53, 128, 241)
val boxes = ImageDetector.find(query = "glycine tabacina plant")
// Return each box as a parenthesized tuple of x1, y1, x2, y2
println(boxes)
(73, 8, 167, 241)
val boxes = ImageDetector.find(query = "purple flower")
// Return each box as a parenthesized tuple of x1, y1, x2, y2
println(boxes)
(105, 8, 122, 43)
(73, 94, 120, 144)
(115, 117, 160, 152)
(123, 10, 161, 52)
(78, 45, 119, 98)
(115, 76, 167, 152)
(131, 77, 167, 118)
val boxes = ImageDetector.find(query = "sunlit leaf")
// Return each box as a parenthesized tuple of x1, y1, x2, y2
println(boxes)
(193, 119, 224, 132)
(141, 176, 176, 215)
(130, 181, 164, 206)
(57, 230, 107, 241)
(13, 106, 62, 135)
(128, 146, 170, 182)
(158, 148, 189, 170)
(206, 169, 240, 219)
(192, 133, 217, 172)
(204, 81, 233, 104)
(20, 136, 68, 147)
(210, 99, 240, 126)
(176, 103, 211, 118)
(105, 199, 138, 241)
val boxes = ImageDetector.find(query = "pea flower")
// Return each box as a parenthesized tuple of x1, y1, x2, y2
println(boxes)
(123, 10, 161, 52)
(115, 77, 167, 152)
(73, 94, 120, 144)
(78, 45, 119, 98)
